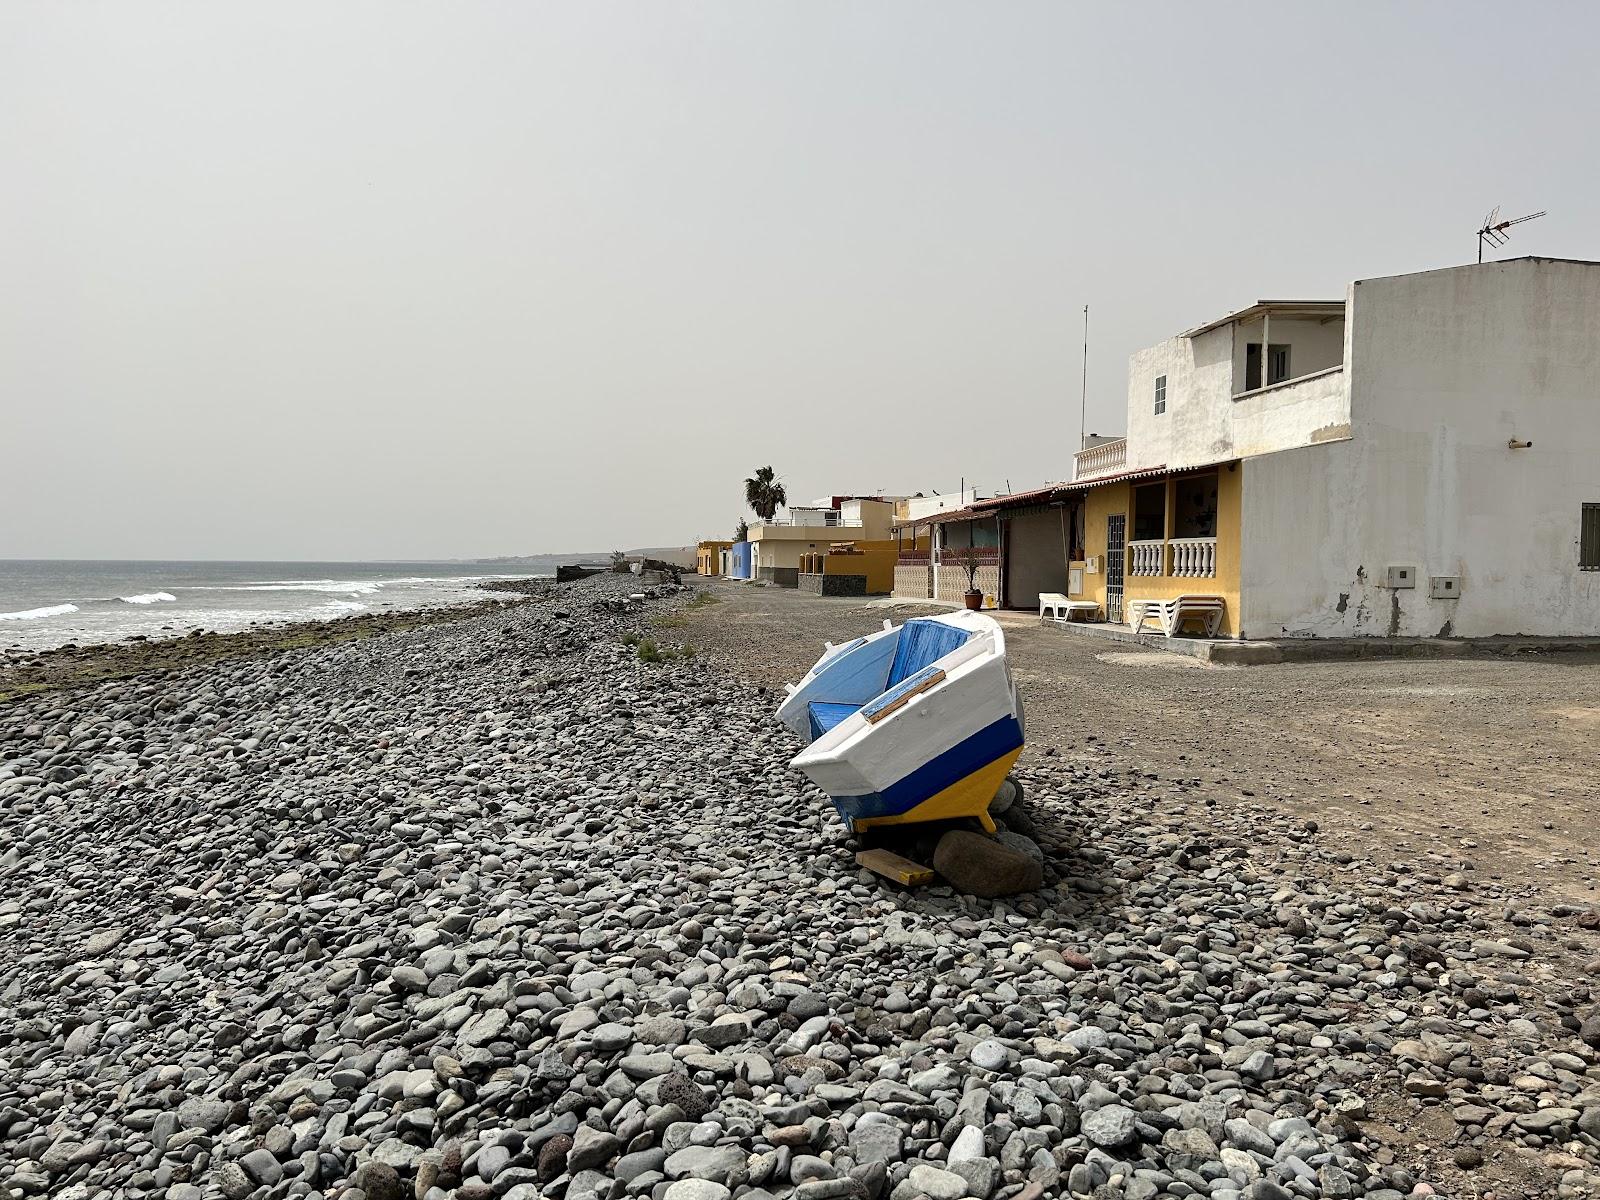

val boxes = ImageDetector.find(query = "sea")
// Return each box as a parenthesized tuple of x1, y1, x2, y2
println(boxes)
(0, 560, 549, 652)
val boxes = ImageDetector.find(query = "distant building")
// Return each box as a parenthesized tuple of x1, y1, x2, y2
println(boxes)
(797, 542, 897, 596)
(1055, 256, 1600, 637)
(695, 540, 733, 576)
(747, 497, 899, 589)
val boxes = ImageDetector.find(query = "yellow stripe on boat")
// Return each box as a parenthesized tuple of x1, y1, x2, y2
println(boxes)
(850, 747, 1021, 835)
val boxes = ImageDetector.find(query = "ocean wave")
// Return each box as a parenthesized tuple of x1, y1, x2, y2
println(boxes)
(200, 580, 384, 596)
(118, 592, 177, 605)
(0, 603, 80, 622)
(323, 600, 367, 611)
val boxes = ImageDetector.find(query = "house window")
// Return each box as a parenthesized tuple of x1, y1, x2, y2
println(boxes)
(1154, 374, 1167, 414)
(1133, 482, 1166, 542)
(1583, 504, 1600, 571)
(1173, 472, 1219, 538)
(1245, 344, 1291, 390)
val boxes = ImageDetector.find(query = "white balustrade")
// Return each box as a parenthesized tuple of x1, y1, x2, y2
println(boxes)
(1128, 540, 1164, 577)
(1074, 438, 1127, 479)
(1169, 537, 1218, 578)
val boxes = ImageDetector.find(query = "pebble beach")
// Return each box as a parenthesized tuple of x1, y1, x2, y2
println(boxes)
(4, 576, 1600, 1200)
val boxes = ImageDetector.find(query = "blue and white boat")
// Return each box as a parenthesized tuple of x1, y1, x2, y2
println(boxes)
(777, 611, 1024, 833)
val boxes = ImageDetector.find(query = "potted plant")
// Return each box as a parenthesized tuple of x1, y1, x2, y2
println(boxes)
(953, 543, 985, 610)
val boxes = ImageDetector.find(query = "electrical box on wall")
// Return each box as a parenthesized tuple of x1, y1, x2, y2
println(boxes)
(1386, 565, 1415, 588)
(1429, 576, 1461, 600)
(1086, 557, 1100, 574)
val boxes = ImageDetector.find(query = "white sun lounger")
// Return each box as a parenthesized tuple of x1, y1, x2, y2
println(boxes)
(1129, 595, 1226, 638)
(1039, 593, 1099, 624)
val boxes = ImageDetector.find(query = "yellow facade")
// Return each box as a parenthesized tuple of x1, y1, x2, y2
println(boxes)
(753, 534, 898, 573)
(822, 545, 896, 594)
(796, 543, 898, 593)
(1073, 465, 1242, 636)
(696, 541, 733, 575)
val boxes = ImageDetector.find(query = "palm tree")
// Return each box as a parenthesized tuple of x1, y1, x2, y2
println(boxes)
(744, 466, 787, 523)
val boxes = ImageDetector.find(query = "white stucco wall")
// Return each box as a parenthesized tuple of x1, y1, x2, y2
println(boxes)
(1124, 320, 1351, 474)
(901, 490, 979, 523)
(1241, 258, 1600, 638)
(840, 499, 896, 539)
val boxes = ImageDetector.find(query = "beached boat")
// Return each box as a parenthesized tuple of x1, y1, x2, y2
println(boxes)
(777, 611, 1024, 833)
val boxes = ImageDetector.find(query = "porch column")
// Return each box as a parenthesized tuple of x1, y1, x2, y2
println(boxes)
(994, 516, 1004, 608)
(1165, 478, 1176, 577)
(1261, 310, 1270, 387)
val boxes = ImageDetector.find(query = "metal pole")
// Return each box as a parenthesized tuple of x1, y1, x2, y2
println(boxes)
(1080, 305, 1089, 450)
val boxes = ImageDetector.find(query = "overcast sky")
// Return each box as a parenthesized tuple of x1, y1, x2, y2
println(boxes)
(3, 2, 1596, 560)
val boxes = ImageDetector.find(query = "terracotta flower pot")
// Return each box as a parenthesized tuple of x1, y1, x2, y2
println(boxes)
(963, 589, 983, 611)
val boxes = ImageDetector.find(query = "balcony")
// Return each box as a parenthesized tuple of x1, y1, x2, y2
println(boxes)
(760, 513, 861, 528)
(1231, 363, 1345, 404)
(1169, 537, 1217, 578)
(750, 517, 864, 543)
(1074, 438, 1127, 480)
(1127, 536, 1218, 579)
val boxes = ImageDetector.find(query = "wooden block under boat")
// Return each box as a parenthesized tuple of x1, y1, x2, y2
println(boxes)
(855, 848, 935, 886)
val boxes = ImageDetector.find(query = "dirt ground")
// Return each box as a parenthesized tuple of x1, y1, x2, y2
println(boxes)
(669, 579, 1600, 912)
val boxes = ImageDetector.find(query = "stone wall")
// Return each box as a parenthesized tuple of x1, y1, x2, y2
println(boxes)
(935, 564, 1001, 606)
(758, 566, 799, 588)
(799, 572, 867, 597)
(894, 564, 932, 599)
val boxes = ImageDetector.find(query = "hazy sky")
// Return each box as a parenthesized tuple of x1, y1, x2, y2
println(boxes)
(4, 2, 1596, 560)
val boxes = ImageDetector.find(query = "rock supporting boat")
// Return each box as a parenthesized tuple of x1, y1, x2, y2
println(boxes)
(777, 611, 1025, 832)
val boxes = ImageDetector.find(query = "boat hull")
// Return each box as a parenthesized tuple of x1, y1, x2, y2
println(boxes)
(835, 722, 1023, 833)
(781, 611, 1024, 833)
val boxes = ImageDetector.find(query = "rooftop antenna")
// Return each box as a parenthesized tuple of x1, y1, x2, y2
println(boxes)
(1477, 206, 1546, 263)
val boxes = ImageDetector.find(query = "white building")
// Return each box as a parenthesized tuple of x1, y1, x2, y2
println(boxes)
(1067, 257, 1600, 638)
(747, 496, 900, 586)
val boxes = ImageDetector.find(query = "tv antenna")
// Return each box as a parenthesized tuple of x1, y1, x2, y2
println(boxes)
(1477, 206, 1545, 263)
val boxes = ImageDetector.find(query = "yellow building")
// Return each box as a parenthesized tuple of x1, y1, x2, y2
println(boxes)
(883, 469, 1238, 635)
(695, 541, 733, 576)
(797, 543, 897, 595)
(1068, 464, 1240, 636)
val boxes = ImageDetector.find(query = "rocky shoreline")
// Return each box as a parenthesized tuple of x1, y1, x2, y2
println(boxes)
(2, 575, 1599, 1200)
(0, 588, 549, 704)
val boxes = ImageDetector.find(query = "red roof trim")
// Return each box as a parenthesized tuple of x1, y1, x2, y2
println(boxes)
(894, 504, 1000, 528)
(1054, 464, 1171, 492)
(969, 483, 1071, 511)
